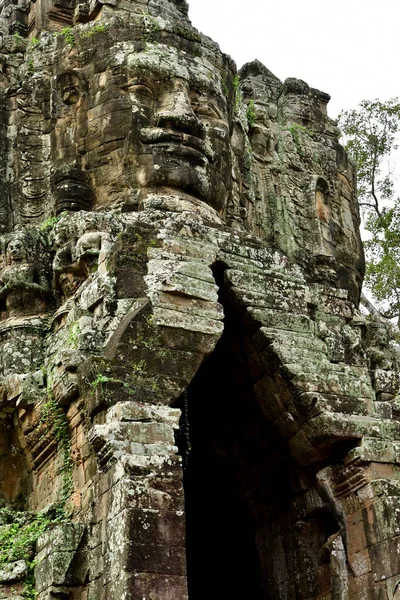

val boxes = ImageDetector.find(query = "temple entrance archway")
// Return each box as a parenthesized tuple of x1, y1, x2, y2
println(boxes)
(175, 264, 344, 600)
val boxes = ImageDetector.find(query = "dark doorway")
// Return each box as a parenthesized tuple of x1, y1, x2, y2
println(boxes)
(175, 327, 263, 600)
(174, 265, 344, 599)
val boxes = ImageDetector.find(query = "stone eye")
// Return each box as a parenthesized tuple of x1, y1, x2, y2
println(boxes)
(193, 100, 222, 119)
(126, 83, 155, 100)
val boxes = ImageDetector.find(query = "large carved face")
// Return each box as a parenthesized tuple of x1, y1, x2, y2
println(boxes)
(52, 25, 233, 215)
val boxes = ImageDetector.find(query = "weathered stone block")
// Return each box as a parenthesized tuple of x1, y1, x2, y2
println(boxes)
(122, 572, 188, 600)
(126, 543, 186, 576)
(0, 562, 26, 584)
(128, 508, 185, 547)
(249, 308, 315, 334)
(347, 440, 396, 464)
(370, 535, 400, 582)
(374, 370, 400, 395)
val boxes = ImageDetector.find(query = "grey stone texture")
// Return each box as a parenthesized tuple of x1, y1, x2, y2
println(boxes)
(0, 0, 397, 599)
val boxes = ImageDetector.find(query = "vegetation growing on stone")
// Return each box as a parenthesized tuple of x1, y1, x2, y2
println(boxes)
(246, 99, 256, 126)
(56, 27, 75, 46)
(287, 123, 314, 155)
(39, 215, 61, 232)
(0, 507, 66, 599)
(233, 74, 241, 111)
(40, 392, 73, 505)
(339, 98, 400, 322)
(174, 24, 201, 42)
(90, 373, 136, 395)
(12, 31, 23, 43)
(28, 36, 40, 49)
(80, 23, 107, 38)
(139, 13, 162, 45)
(0, 508, 65, 563)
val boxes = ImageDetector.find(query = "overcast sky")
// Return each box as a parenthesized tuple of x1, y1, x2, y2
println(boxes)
(188, 0, 400, 119)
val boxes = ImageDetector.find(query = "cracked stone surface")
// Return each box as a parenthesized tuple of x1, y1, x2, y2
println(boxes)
(0, 0, 398, 599)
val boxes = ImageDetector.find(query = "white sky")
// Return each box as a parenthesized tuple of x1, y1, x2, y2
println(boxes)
(188, 0, 400, 119)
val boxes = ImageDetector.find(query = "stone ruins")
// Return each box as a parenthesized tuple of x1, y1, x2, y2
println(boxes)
(0, 0, 398, 598)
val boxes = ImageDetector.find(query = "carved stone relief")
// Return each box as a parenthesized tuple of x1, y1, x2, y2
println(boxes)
(0, 2, 398, 600)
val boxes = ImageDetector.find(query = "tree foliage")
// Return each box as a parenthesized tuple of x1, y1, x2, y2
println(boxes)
(364, 207, 400, 320)
(339, 99, 400, 216)
(339, 98, 400, 322)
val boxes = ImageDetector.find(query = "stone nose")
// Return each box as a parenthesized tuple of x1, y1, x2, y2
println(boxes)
(155, 88, 205, 139)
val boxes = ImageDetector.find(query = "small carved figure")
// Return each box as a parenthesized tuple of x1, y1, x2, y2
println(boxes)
(249, 103, 277, 162)
(58, 71, 84, 106)
(52, 213, 116, 300)
(74, 214, 113, 273)
(0, 234, 48, 318)
(52, 219, 85, 300)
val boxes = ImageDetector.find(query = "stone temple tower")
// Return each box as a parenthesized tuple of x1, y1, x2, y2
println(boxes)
(0, 1, 398, 599)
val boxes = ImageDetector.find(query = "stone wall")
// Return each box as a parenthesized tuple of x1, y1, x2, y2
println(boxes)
(0, 1, 398, 599)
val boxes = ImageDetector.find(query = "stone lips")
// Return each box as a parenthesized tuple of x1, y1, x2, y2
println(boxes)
(0, 1, 397, 600)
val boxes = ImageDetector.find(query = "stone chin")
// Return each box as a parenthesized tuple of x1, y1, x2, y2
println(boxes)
(136, 146, 227, 214)
(153, 151, 210, 200)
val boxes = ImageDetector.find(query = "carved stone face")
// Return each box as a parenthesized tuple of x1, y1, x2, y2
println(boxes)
(7, 238, 25, 263)
(125, 47, 232, 212)
(52, 27, 233, 214)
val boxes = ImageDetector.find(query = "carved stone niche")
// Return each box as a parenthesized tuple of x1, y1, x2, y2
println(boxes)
(45, 0, 76, 26)
(310, 177, 337, 285)
(315, 177, 332, 231)
(26, 0, 76, 34)
(0, 409, 31, 508)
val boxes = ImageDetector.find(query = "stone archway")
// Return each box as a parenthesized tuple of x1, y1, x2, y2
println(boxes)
(174, 262, 352, 600)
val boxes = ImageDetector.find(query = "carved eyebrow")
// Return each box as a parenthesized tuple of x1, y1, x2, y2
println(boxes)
(127, 50, 224, 94)
(192, 83, 227, 109)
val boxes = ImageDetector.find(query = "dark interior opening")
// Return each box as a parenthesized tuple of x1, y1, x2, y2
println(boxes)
(174, 263, 343, 599)
(0, 415, 31, 510)
(175, 323, 263, 600)
(174, 263, 299, 599)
